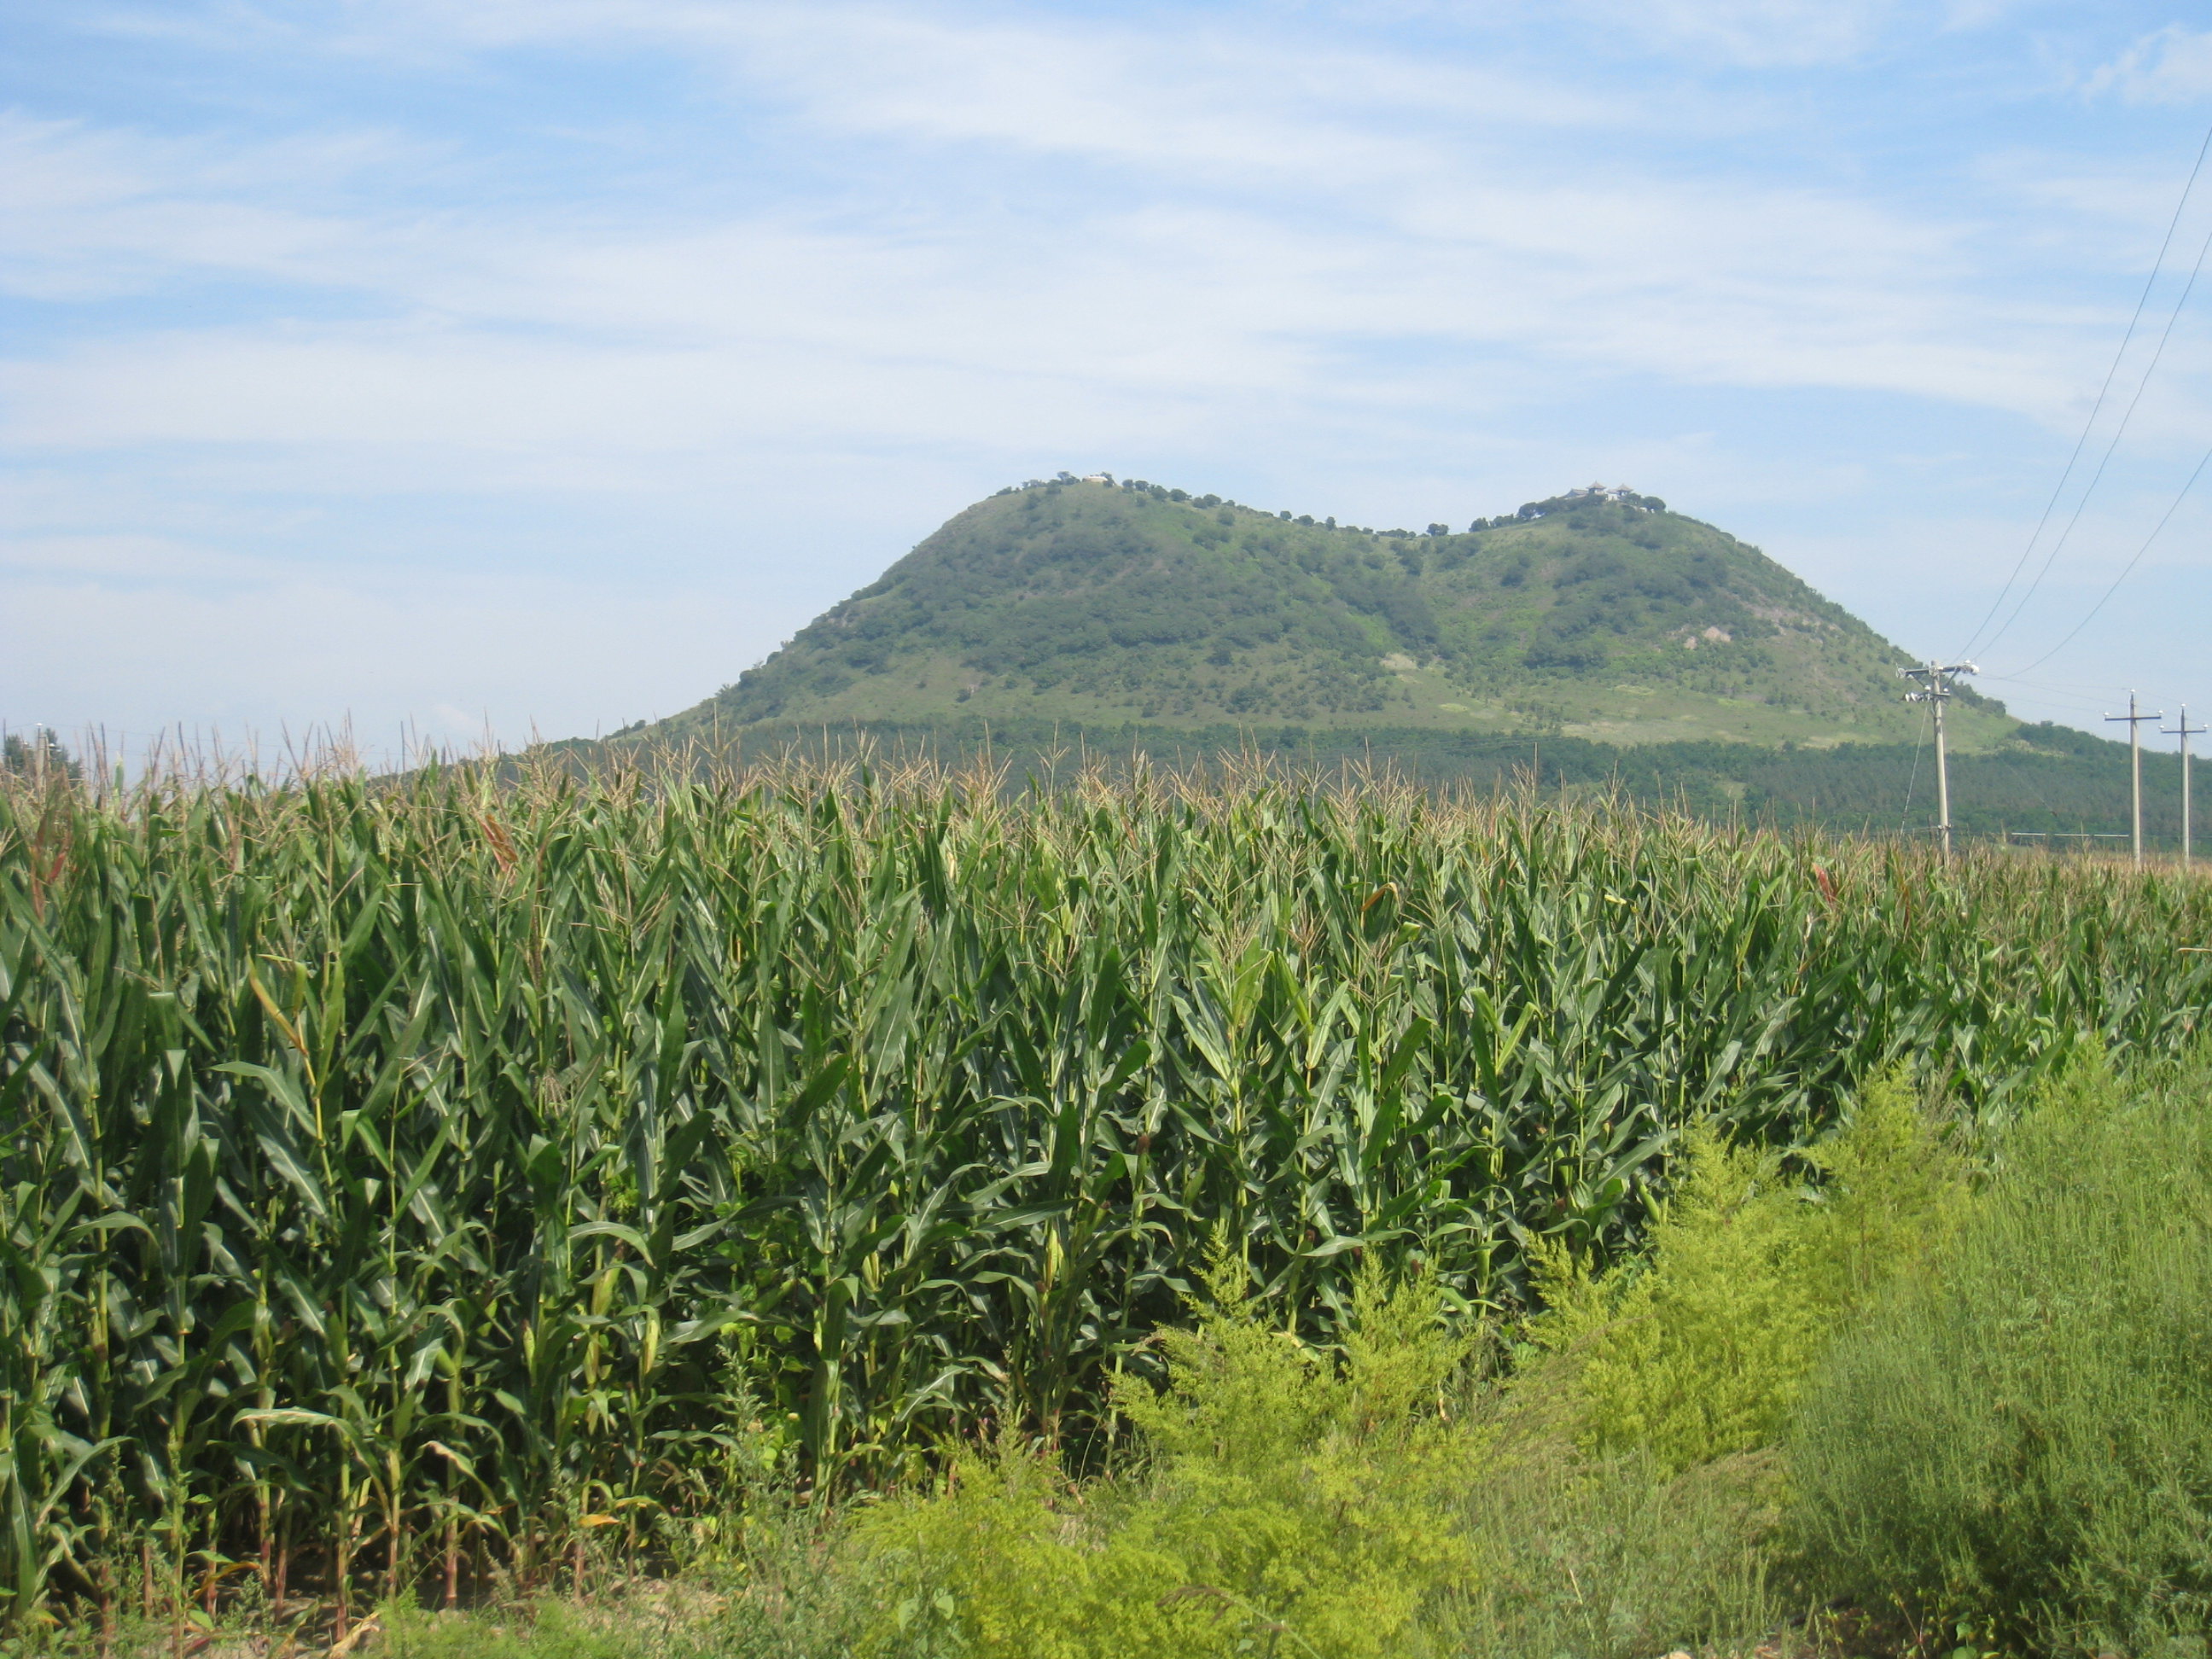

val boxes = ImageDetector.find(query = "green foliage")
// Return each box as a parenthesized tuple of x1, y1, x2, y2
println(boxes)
(852, 1260, 1784, 1659)
(5, 758, 2211, 1628)
(1532, 1070, 1972, 1472)
(853, 1260, 1477, 1658)
(1791, 1052, 2212, 1655)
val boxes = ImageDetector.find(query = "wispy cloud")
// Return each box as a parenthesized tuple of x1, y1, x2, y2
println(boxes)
(0, 8, 2135, 473)
(2088, 26, 2212, 106)
(0, 113, 451, 301)
(1564, 0, 1912, 67)
(1390, 0, 2023, 68)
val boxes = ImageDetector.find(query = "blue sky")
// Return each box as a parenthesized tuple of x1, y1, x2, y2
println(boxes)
(8, 1, 2212, 755)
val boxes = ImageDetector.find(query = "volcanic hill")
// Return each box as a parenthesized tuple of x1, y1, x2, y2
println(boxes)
(643, 476, 2013, 751)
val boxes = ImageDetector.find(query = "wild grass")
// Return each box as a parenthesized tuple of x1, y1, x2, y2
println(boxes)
(1792, 1051, 2212, 1656)
(3, 751, 2209, 1637)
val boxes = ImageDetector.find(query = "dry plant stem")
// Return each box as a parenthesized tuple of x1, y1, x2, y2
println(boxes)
(96, 1558, 115, 1659)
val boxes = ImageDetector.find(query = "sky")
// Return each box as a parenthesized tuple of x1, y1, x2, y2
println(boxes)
(9, 1, 2212, 759)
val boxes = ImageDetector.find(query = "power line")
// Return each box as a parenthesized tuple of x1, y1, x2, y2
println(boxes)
(2003, 437, 2212, 676)
(1978, 671, 2118, 701)
(1959, 121, 2212, 660)
(1974, 183, 2212, 661)
(1975, 673, 2121, 719)
(1979, 748, 2083, 827)
(1978, 672, 2105, 701)
(1898, 696, 1930, 839)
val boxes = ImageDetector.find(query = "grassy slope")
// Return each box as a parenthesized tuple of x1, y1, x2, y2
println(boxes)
(645, 479, 2016, 752)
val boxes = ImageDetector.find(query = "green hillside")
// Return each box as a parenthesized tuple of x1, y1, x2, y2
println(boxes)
(652, 475, 2015, 750)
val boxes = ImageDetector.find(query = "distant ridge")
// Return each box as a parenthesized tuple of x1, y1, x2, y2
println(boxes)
(638, 474, 2017, 752)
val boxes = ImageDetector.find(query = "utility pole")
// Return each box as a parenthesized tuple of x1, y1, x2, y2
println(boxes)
(2106, 692, 2165, 870)
(1903, 661, 1978, 861)
(2163, 706, 2205, 870)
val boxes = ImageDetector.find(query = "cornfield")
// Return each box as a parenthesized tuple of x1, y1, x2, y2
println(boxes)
(2, 754, 2207, 1633)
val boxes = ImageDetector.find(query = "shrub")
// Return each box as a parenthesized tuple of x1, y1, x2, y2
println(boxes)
(853, 1256, 1789, 1659)
(1792, 1054, 2212, 1655)
(853, 1260, 1481, 1658)
(1533, 1070, 1970, 1473)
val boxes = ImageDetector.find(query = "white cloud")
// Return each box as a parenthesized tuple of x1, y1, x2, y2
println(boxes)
(0, 113, 439, 301)
(1387, 0, 2020, 69)
(6, 0, 2204, 743)
(1569, 0, 1907, 67)
(0, 75, 2149, 492)
(2088, 26, 2212, 105)
(5, 4, 2134, 454)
